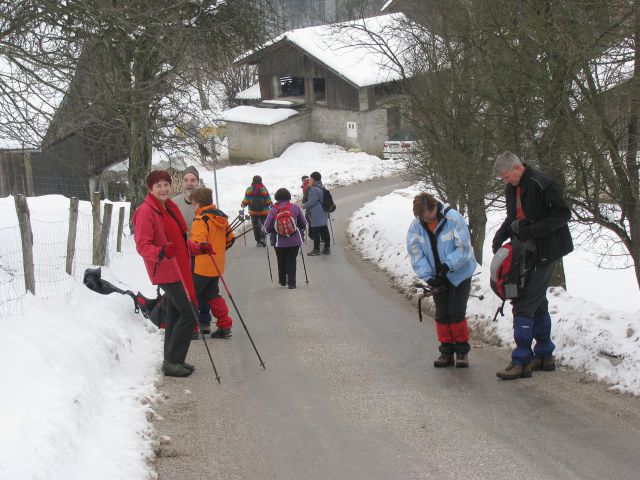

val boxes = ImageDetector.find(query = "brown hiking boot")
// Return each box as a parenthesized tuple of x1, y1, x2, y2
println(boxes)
(455, 352, 469, 368)
(530, 356, 556, 371)
(496, 363, 532, 380)
(433, 352, 455, 368)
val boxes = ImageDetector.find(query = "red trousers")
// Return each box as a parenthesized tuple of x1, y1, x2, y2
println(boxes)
(208, 296, 232, 329)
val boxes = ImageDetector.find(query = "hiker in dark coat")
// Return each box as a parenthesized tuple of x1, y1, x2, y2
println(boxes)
(407, 192, 477, 368)
(132, 170, 212, 378)
(302, 171, 330, 256)
(492, 151, 573, 380)
(264, 188, 307, 289)
(241, 175, 272, 247)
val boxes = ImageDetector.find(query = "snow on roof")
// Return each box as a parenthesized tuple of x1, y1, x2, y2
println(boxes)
(221, 106, 298, 126)
(235, 83, 262, 100)
(381, 0, 395, 11)
(239, 13, 413, 88)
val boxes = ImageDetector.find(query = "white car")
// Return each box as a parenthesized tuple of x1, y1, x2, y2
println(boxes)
(383, 130, 418, 159)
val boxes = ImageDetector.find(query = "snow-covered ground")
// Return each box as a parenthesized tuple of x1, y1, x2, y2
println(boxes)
(348, 184, 640, 395)
(0, 142, 399, 480)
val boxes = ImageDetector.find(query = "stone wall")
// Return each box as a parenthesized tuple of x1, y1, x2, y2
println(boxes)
(311, 107, 387, 156)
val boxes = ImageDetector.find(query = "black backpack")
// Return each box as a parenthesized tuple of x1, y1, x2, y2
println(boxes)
(321, 187, 336, 212)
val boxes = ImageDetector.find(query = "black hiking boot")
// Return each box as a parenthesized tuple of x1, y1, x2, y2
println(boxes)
(182, 362, 195, 372)
(211, 328, 232, 338)
(307, 249, 321, 256)
(322, 246, 331, 255)
(162, 360, 192, 377)
(199, 323, 211, 335)
(433, 352, 455, 368)
(455, 352, 469, 368)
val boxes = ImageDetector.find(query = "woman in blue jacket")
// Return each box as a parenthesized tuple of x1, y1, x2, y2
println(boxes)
(407, 193, 477, 368)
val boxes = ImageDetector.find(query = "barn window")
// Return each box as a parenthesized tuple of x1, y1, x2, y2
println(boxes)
(279, 76, 305, 97)
(314, 78, 326, 104)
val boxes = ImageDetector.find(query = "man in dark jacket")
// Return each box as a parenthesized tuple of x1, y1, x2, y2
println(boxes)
(492, 152, 573, 380)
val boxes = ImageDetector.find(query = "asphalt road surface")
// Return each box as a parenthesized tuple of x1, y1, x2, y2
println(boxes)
(154, 176, 640, 480)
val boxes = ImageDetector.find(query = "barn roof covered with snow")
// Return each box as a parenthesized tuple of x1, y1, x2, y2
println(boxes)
(237, 13, 413, 89)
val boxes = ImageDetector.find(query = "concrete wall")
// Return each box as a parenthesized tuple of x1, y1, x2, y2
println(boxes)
(311, 106, 387, 156)
(227, 112, 311, 164)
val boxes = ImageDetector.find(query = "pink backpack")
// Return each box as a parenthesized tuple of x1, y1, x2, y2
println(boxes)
(274, 203, 298, 237)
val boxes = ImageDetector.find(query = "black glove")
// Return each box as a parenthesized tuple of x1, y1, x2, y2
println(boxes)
(426, 277, 439, 288)
(436, 263, 449, 280)
(510, 219, 522, 236)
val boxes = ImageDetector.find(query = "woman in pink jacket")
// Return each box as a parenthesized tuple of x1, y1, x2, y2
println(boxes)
(133, 170, 212, 377)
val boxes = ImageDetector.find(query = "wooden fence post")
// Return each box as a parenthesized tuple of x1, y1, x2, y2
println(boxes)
(116, 206, 125, 253)
(66, 197, 79, 275)
(99, 203, 113, 266)
(14, 194, 35, 294)
(92, 192, 101, 264)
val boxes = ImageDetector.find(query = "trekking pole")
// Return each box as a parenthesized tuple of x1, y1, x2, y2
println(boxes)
(328, 212, 336, 245)
(207, 253, 266, 369)
(299, 248, 309, 285)
(233, 226, 254, 240)
(242, 210, 247, 247)
(170, 257, 221, 383)
(265, 234, 273, 282)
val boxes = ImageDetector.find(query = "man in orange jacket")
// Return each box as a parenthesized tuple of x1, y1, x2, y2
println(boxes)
(189, 187, 236, 338)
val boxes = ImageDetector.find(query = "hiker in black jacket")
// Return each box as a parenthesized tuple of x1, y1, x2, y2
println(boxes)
(492, 151, 573, 380)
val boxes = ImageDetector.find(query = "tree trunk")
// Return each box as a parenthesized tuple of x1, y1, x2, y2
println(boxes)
(127, 101, 153, 229)
(466, 199, 487, 266)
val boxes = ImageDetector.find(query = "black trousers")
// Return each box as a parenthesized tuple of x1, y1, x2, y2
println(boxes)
(310, 225, 330, 250)
(275, 246, 299, 286)
(251, 215, 266, 243)
(159, 281, 197, 364)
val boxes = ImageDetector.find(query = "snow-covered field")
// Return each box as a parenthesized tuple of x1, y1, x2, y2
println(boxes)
(0, 142, 399, 480)
(348, 185, 640, 395)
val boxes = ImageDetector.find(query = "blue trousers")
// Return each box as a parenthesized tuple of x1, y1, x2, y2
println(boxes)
(198, 292, 212, 325)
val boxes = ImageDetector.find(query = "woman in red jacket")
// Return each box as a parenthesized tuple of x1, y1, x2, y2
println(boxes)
(133, 170, 212, 377)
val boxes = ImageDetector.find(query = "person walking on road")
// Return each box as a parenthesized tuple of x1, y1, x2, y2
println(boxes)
(264, 188, 307, 289)
(492, 152, 573, 380)
(303, 171, 330, 256)
(241, 175, 272, 247)
(171, 166, 213, 335)
(190, 187, 236, 339)
(133, 170, 211, 377)
(407, 192, 477, 368)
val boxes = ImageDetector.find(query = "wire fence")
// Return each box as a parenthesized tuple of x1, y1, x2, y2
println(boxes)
(0, 204, 124, 319)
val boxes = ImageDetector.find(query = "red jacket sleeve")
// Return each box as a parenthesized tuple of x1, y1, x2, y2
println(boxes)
(133, 206, 162, 263)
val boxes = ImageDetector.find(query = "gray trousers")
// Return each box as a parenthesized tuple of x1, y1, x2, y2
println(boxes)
(159, 281, 197, 364)
(511, 261, 556, 318)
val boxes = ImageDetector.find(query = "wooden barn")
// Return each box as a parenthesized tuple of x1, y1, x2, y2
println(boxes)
(224, 13, 412, 163)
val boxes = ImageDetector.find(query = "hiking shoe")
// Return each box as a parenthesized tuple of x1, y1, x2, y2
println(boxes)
(279, 282, 287, 287)
(433, 353, 454, 368)
(496, 363, 532, 380)
(321, 247, 331, 255)
(211, 328, 232, 339)
(182, 362, 195, 372)
(455, 352, 469, 368)
(162, 360, 192, 377)
(530, 356, 556, 371)
(307, 249, 321, 256)
(199, 323, 211, 335)
(192, 332, 201, 340)
(288, 284, 296, 289)
(257, 241, 266, 247)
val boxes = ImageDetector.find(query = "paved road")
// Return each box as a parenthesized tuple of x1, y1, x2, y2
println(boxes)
(154, 176, 640, 480)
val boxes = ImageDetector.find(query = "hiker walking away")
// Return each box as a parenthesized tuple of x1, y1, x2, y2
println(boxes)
(133, 170, 212, 377)
(301, 175, 311, 237)
(264, 188, 307, 289)
(303, 171, 330, 256)
(492, 151, 573, 380)
(171, 166, 213, 335)
(407, 193, 477, 368)
(241, 175, 272, 247)
(190, 187, 236, 339)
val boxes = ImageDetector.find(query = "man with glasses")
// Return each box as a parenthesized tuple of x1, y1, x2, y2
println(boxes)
(492, 152, 573, 380)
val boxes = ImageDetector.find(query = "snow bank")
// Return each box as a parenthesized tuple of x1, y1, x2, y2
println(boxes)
(348, 185, 640, 395)
(221, 106, 298, 125)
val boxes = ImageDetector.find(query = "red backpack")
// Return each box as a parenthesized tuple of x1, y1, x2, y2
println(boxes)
(274, 203, 298, 237)
(490, 239, 528, 301)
